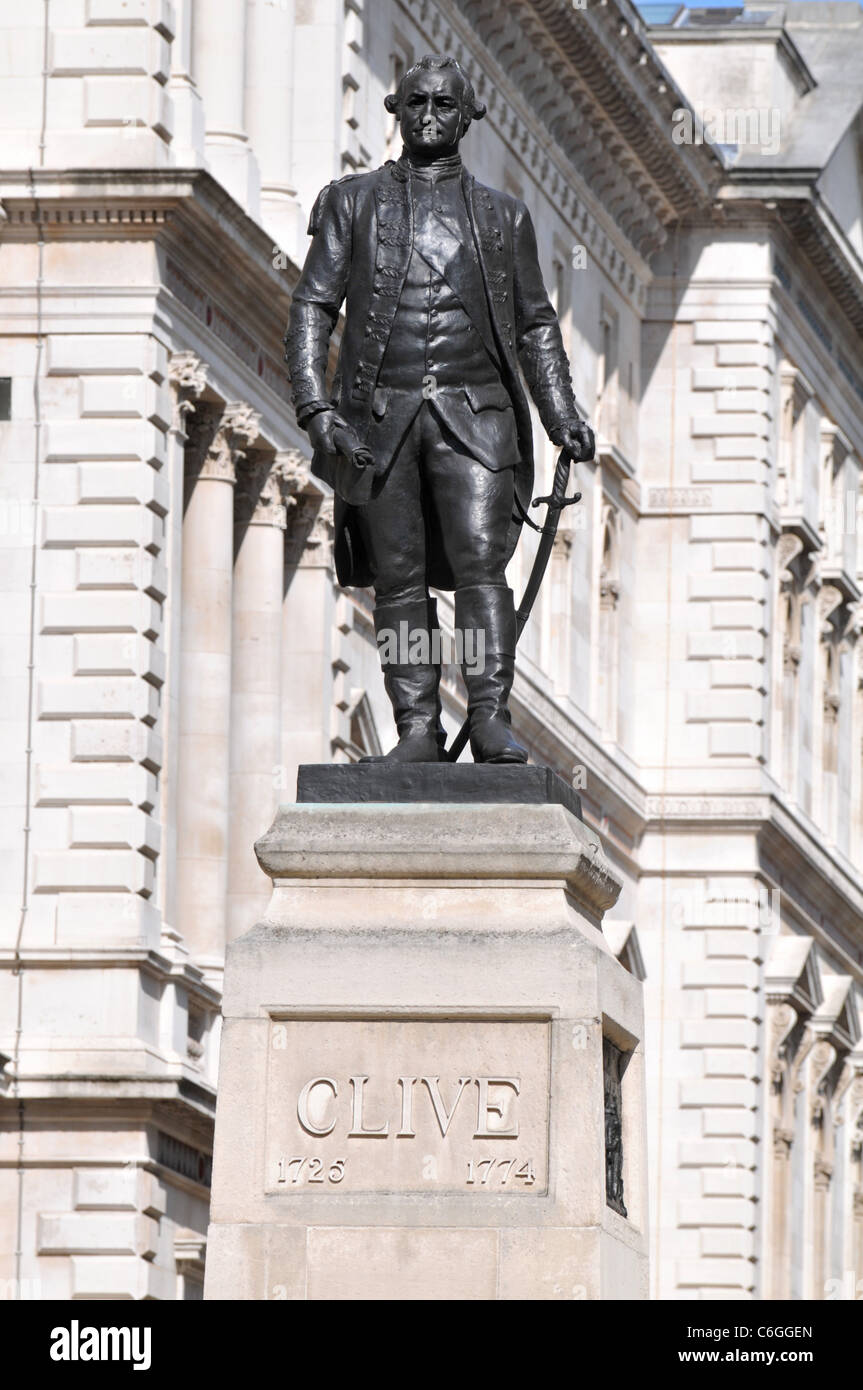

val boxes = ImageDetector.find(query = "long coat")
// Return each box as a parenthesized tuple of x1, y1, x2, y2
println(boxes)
(284, 158, 578, 589)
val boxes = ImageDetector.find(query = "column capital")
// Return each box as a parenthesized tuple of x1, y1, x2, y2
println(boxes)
(169, 350, 208, 437)
(275, 447, 313, 497)
(813, 1157, 833, 1191)
(285, 492, 335, 570)
(186, 401, 261, 485)
(236, 453, 290, 529)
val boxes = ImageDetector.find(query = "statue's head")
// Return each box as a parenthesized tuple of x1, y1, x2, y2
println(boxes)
(384, 54, 486, 158)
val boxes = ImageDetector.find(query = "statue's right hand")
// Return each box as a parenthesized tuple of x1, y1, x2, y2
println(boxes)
(305, 408, 347, 456)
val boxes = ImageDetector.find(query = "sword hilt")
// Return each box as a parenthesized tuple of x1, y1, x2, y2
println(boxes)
(531, 489, 582, 510)
(532, 446, 581, 511)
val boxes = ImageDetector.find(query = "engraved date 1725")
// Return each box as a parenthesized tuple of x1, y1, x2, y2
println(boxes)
(277, 1156, 346, 1185)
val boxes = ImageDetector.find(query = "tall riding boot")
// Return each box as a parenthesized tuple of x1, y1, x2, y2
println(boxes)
(361, 597, 445, 763)
(427, 595, 449, 756)
(454, 584, 528, 764)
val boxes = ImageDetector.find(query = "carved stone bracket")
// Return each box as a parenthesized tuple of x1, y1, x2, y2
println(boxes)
(777, 531, 804, 584)
(767, 999, 799, 1090)
(809, 1037, 838, 1124)
(791, 1024, 816, 1095)
(819, 583, 845, 636)
(849, 1076, 863, 1158)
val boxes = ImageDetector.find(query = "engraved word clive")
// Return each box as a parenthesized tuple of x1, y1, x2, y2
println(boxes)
(296, 1075, 521, 1139)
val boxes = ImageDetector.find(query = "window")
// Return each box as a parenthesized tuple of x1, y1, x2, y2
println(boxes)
(596, 304, 619, 443)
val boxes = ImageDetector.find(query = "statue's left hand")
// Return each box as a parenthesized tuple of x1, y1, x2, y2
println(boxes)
(305, 408, 349, 456)
(550, 418, 595, 463)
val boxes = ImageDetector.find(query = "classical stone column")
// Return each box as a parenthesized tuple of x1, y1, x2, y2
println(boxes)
(161, 352, 208, 938)
(226, 453, 291, 944)
(765, 999, 798, 1301)
(168, 0, 205, 166)
(243, 0, 303, 256)
(851, 1078, 863, 1282)
(176, 401, 259, 971)
(280, 460, 336, 795)
(809, 1036, 838, 1298)
(192, 0, 256, 210)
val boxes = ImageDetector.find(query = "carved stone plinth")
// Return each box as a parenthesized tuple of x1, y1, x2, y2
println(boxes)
(204, 787, 647, 1301)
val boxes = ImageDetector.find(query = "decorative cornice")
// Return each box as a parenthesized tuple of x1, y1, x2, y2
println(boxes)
(504, 0, 720, 211)
(718, 190, 863, 342)
(404, 0, 716, 272)
(0, 168, 300, 414)
(765, 935, 823, 1018)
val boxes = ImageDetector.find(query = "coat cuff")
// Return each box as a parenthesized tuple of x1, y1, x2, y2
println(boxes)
(296, 399, 333, 429)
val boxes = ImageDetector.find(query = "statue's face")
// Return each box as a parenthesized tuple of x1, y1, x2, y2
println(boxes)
(399, 68, 469, 156)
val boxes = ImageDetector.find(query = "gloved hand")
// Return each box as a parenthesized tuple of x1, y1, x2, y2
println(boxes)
(549, 418, 595, 463)
(305, 408, 350, 455)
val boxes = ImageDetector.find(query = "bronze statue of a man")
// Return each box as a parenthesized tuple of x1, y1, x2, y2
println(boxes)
(285, 54, 594, 764)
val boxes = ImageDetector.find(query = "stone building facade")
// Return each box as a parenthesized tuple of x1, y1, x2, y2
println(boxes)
(1, 0, 862, 1300)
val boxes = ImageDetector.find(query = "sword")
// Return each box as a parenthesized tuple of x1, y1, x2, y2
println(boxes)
(445, 447, 582, 763)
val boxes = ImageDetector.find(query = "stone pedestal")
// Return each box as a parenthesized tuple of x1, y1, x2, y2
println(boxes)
(204, 768, 648, 1300)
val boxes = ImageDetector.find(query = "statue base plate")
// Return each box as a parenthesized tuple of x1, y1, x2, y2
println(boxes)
(296, 760, 582, 819)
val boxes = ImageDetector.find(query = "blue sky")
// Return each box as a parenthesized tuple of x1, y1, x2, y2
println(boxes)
(637, 0, 862, 9)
